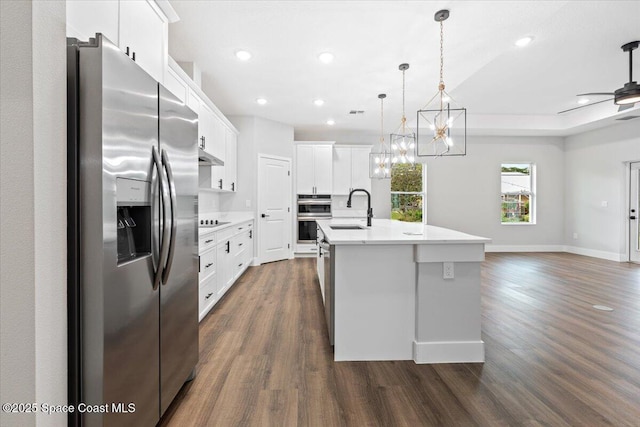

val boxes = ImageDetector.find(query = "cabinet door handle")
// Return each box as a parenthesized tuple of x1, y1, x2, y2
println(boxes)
(132, 51, 136, 62)
(205, 239, 214, 244)
(239, 243, 243, 247)
(125, 46, 130, 56)
(202, 136, 206, 149)
(249, 230, 252, 239)
(198, 255, 201, 272)
(231, 182, 235, 191)
(205, 293, 213, 300)
(226, 241, 230, 253)
(238, 263, 243, 267)
(205, 262, 213, 268)
(218, 179, 223, 189)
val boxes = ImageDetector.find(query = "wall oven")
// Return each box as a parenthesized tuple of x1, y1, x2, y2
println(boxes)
(297, 195, 331, 243)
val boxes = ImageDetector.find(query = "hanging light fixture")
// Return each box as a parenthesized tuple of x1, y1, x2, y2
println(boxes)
(417, 9, 466, 157)
(390, 63, 417, 167)
(369, 94, 391, 179)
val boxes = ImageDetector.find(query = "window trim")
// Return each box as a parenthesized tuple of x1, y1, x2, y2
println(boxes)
(500, 162, 536, 225)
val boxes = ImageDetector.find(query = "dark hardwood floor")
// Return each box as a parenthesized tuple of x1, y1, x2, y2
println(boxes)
(160, 253, 640, 426)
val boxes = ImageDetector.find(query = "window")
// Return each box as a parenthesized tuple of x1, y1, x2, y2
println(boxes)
(391, 163, 424, 223)
(501, 163, 534, 224)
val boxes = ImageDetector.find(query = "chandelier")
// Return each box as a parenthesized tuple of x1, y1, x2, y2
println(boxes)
(417, 9, 466, 157)
(369, 94, 391, 179)
(390, 63, 417, 167)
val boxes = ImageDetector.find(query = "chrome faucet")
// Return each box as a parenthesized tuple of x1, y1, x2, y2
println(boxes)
(347, 188, 373, 227)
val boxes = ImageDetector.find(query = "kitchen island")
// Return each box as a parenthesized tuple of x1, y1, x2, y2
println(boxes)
(316, 218, 490, 364)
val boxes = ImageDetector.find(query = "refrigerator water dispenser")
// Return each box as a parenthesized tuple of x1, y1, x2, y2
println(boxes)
(116, 178, 151, 264)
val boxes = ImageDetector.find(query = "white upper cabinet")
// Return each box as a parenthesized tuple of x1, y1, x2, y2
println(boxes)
(66, 1, 119, 45)
(224, 128, 238, 192)
(314, 145, 333, 194)
(67, 0, 167, 84)
(295, 143, 334, 195)
(332, 145, 372, 195)
(333, 146, 352, 195)
(164, 65, 188, 103)
(119, 0, 165, 83)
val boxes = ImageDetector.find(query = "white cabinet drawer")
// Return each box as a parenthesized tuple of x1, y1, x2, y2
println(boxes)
(198, 273, 217, 321)
(234, 231, 251, 255)
(234, 249, 248, 278)
(199, 247, 216, 282)
(199, 231, 217, 253)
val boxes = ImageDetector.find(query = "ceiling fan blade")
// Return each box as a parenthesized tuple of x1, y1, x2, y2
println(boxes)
(618, 103, 635, 112)
(557, 98, 614, 114)
(576, 92, 615, 96)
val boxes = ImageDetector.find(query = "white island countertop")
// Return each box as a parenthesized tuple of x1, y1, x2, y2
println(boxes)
(316, 218, 491, 245)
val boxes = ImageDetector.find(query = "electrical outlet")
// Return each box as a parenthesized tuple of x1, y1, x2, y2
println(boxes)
(573, 232, 578, 239)
(443, 262, 454, 279)
(245, 199, 251, 208)
(601, 201, 608, 207)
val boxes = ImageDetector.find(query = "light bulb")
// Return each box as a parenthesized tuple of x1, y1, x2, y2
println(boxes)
(392, 157, 398, 163)
(408, 156, 415, 162)
(442, 96, 451, 103)
(374, 157, 380, 163)
(392, 144, 398, 150)
(409, 142, 415, 149)
(374, 167, 380, 174)
(429, 124, 436, 131)
(446, 137, 454, 147)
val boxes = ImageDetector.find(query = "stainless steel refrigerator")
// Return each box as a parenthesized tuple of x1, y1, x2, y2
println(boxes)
(67, 34, 198, 426)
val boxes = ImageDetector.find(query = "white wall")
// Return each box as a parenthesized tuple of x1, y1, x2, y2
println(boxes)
(216, 116, 294, 215)
(0, 1, 67, 426)
(564, 120, 640, 260)
(425, 136, 565, 248)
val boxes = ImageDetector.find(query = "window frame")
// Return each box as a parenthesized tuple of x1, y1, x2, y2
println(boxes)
(390, 164, 427, 223)
(500, 162, 536, 225)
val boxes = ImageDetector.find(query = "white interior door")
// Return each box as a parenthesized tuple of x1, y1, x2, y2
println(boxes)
(258, 155, 292, 264)
(630, 162, 640, 263)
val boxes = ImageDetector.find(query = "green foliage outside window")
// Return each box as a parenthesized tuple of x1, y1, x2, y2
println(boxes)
(391, 164, 423, 223)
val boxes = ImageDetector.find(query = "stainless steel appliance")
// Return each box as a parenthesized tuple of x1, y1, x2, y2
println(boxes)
(297, 194, 331, 243)
(67, 34, 198, 427)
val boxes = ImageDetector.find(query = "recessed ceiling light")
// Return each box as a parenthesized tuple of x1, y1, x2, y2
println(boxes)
(314, 99, 325, 106)
(256, 98, 267, 105)
(515, 36, 534, 47)
(318, 52, 334, 64)
(235, 50, 252, 61)
(578, 98, 590, 105)
(326, 119, 335, 126)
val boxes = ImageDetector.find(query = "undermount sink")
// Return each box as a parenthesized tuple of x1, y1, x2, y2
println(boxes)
(330, 224, 367, 230)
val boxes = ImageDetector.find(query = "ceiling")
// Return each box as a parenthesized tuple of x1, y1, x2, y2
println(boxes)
(168, 1, 640, 137)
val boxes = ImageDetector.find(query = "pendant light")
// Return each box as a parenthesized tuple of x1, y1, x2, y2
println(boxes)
(390, 63, 417, 167)
(369, 94, 391, 179)
(417, 9, 466, 157)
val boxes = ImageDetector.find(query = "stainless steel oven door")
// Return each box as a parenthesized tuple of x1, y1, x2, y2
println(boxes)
(297, 217, 327, 243)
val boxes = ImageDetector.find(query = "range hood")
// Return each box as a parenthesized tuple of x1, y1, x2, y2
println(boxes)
(198, 149, 224, 166)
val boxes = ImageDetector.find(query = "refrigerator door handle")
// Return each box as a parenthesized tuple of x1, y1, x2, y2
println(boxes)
(153, 146, 170, 291)
(160, 149, 177, 285)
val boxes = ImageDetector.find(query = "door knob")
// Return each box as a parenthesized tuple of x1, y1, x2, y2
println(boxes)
(261, 213, 270, 218)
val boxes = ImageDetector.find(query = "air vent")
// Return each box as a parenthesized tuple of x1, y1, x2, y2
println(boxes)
(616, 115, 640, 120)
(349, 110, 365, 115)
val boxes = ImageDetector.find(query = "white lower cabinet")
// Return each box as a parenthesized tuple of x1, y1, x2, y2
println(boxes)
(198, 220, 254, 321)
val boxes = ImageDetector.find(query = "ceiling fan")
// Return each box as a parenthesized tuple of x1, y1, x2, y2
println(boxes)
(558, 40, 640, 114)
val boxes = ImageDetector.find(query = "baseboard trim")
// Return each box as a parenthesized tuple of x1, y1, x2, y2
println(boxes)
(485, 244, 625, 262)
(563, 246, 624, 262)
(486, 244, 564, 252)
(413, 340, 485, 364)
